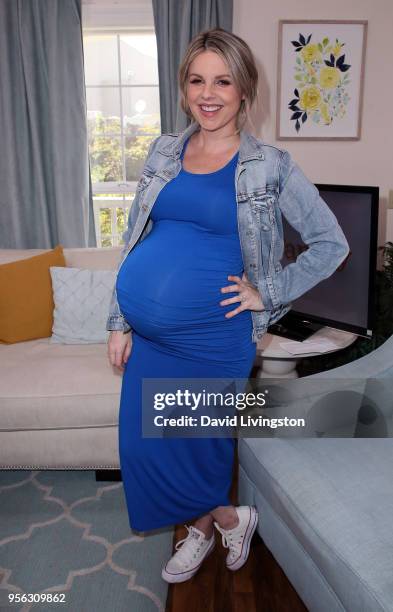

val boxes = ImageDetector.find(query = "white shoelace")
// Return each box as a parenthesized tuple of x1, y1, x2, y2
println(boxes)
(216, 525, 244, 559)
(174, 525, 205, 565)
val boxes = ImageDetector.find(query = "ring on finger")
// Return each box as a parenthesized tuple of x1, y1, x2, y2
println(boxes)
(239, 293, 246, 302)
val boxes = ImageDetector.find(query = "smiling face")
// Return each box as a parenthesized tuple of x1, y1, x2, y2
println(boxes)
(185, 50, 245, 134)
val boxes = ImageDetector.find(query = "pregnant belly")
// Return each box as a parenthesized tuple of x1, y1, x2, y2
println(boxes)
(115, 222, 251, 341)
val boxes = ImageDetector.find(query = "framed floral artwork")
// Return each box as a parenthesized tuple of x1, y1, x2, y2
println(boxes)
(276, 20, 367, 140)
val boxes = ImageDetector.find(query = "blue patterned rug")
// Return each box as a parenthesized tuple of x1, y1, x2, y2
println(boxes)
(0, 470, 173, 611)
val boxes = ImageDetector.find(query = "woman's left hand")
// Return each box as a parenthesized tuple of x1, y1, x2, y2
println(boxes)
(220, 272, 265, 318)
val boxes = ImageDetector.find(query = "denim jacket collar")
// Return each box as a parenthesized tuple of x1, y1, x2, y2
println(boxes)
(156, 121, 265, 163)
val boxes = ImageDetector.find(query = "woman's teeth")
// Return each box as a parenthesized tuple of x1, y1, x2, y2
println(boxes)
(200, 105, 222, 116)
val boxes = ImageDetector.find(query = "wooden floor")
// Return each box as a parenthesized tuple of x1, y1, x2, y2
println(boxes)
(165, 441, 307, 612)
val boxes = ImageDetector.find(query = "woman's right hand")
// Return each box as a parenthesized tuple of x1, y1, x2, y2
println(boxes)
(107, 330, 132, 372)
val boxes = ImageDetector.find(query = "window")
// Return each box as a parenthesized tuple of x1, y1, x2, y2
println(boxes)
(83, 29, 161, 247)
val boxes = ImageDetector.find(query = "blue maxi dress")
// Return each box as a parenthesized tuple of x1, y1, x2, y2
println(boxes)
(115, 136, 256, 531)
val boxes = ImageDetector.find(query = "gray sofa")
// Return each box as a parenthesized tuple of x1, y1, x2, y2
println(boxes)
(238, 333, 393, 612)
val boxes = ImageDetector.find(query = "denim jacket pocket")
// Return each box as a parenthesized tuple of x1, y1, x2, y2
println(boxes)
(250, 196, 271, 232)
(249, 194, 275, 233)
(136, 168, 155, 192)
(136, 170, 156, 213)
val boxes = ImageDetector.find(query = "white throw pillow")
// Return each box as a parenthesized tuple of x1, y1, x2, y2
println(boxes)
(49, 266, 117, 344)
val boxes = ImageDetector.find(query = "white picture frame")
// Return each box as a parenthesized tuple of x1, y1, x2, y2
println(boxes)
(276, 20, 367, 140)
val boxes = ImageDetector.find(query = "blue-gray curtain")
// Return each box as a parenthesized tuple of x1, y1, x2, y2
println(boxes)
(152, 0, 233, 133)
(0, 0, 96, 249)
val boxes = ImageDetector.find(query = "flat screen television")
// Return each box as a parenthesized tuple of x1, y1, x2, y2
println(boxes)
(268, 184, 379, 342)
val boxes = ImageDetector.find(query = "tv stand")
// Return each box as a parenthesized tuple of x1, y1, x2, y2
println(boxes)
(269, 319, 325, 342)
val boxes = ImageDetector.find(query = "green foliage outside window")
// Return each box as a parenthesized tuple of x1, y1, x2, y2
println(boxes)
(88, 114, 160, 182)
(89, 112, 160, 246)
(95, 198, 132, 247)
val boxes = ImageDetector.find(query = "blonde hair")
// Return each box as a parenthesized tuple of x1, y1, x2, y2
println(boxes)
(178, 28, 259, 134)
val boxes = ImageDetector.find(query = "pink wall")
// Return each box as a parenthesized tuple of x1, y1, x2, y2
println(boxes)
(234, 0, 393, 265)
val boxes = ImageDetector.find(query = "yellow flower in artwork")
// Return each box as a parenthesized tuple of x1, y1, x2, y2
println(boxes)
(326, 43, 343, 58)
(299, 86, 322, 111)
(301, 43, 322, 63)
(319, 66, 341, 89)
(319, 102, 332, 125)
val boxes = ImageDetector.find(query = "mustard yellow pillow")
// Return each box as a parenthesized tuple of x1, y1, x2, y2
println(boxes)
(0, 245, 66, 344)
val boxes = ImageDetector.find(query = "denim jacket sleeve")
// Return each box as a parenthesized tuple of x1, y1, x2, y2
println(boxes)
(106, 136, 160, 333)
(262, 150, 350, 309)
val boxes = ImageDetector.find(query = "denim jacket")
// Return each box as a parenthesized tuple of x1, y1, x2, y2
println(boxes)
(106, 120, 350, 343)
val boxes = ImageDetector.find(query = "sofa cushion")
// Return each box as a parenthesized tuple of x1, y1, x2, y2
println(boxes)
(49, 266, 116, 344)
(0, 245, 66, 344)
(0, 337, 122, 430)
(63, 246, 122, 270)
(239, 437, 393, 612)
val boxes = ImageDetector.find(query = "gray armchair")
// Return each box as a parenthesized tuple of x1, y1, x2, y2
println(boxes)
(238, 333, 393, 612)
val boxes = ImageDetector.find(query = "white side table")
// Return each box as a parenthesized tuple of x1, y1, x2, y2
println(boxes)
(255, 326, 358, 379)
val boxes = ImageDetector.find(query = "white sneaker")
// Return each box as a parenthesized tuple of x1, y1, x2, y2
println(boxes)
(213, 505, 258, 571)
(161, 524, 215, 583)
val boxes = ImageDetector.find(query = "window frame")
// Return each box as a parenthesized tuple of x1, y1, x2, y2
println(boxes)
(82, 26, 160, 246)
(83, 26, 159, 195)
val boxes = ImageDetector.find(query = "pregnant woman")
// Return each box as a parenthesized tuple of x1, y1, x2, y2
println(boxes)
(108, 29, 260, 583)
(106, 27, 350, 584)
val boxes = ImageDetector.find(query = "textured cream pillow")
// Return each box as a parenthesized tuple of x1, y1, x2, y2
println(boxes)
(49, 266, 117, 344)
(0, 245, 66, 344)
